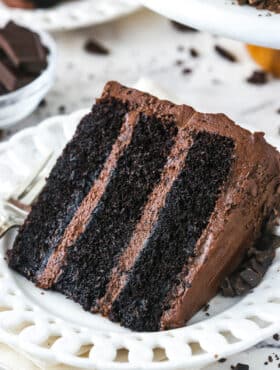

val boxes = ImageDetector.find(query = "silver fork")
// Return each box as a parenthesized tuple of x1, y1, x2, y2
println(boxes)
(0, 152, 55, 238)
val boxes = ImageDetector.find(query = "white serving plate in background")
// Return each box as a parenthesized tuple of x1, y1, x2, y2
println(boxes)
(140, 0, 280, 48)
(0, 0, 141, 32)
(0, 81, 280, 369)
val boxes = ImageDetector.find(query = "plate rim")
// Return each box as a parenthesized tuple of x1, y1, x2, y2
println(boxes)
(0, 107, 280, 369)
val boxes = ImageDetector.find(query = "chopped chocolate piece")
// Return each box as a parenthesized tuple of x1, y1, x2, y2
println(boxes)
(0, 22, 47, 94)
(170, 20, 198, 32)
(240, 268, 261, 288)
(218, 358, 227, 363)
(190, 48, 199, 58)
(233, 364, 249, 370)
(0, 22, 46, 68)
(182, 67, 192, 74)
(0, 55, 34, 91)
(220, 277, 235, 297)
(84, 39, 109, 56)
(273, 333, 280, 341)
(247, 70, 269, 85)
(214, 45, 238, 63)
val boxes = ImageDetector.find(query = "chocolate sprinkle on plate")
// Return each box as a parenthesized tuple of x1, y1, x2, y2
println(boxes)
(233, 364, 249, 370)
(247, 70, 268, 85)
(273, 333, 280, 341)
(214, 45, 238, 63)
(190, 48, 199, 58)
(182, 67, 192, 74)
(218, 358, 227, 363)
(84, 39, 110, 56)
(170, 20, 198, 32)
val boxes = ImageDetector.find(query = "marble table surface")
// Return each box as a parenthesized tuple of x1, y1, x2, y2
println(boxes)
(0, 7, 280, 370)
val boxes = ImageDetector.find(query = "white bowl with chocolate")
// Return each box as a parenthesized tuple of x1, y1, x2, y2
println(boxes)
(0, 21, 56, 127)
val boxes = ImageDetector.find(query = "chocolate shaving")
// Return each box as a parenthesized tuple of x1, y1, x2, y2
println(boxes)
(232, 364, 249, 370)
(170, 21, 198, 32)
(247, 70, 269, 85)
(214, 45, 238, 63)
(190, 48, 199, 58)
(84, 39, 110, 56)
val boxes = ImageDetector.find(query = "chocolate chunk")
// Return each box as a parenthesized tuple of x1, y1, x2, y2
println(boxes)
(84, 39, 110, 55)
(218, 358, 227, 363)
(220, 277, 235, 297)
(214, 45, 238, 63)
(170, 20, 198, 32)
(0, 54, 34, 91)
(190, 48, 199, 58)
(240, 268, 261, 288)
(182, 68, 192, 74)
(247, 70, 268, 85)
(0, 22, 47, 68)
(233, 364, 249, 370)
(273, 333, 280, 341)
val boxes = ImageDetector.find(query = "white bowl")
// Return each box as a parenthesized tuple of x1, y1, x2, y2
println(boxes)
(0, 26, 56, 128)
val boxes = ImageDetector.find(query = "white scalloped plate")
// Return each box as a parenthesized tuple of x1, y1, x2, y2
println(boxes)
(0, 96, 280, 369)
(0, 0, 140, 32)
(140, 0, 280, 48)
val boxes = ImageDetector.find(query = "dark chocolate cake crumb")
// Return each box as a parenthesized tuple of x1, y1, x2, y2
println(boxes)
(84, 39, 110, 56)
(170, 20, 198, 32)
(247, 70, 269, 85)
(214, 45, 238, 63)
(218, 358, 227, 363)
(190, 48, 199, 58)
(182, 67, 192, 75)
(273, 333, 280, 341)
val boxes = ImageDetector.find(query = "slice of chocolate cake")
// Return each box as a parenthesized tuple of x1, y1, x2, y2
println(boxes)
(8, 81, 280, 332)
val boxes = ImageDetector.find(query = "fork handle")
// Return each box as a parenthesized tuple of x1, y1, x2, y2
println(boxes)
(0, 220, 20, 238)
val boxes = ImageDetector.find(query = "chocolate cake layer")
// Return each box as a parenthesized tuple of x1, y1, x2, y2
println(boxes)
(9, 98, 127, 281)
(52, 113, 178, 310)
(37, 111, 139, 289)
(110, 132, 234, 331)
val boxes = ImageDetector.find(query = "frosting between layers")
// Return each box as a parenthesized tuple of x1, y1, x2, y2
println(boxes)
(37, 111, 139, 289)
(98, 125, 194, 315)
